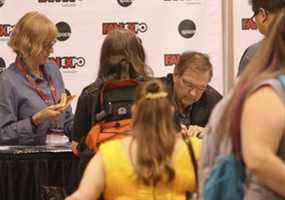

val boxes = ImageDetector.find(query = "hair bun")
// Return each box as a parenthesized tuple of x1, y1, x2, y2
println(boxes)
(146, 82, 160, 93)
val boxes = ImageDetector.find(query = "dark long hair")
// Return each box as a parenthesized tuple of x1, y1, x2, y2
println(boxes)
(97, 28, 151, 84)
(132, 79, 177, 186)
(251, 0, 285, 13)
(218, 7, 285, 155)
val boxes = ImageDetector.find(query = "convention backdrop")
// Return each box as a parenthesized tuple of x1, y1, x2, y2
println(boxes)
(233, 0, 262, 76)
(0, 0, 223, 109)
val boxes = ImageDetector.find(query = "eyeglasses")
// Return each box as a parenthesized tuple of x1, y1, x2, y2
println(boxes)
(250, 8, 267, 21)
(250, 9, 261, 22)
(181, 78, 207, 93)
(44, 40, 57, 50)
(136, 36, 142, 44)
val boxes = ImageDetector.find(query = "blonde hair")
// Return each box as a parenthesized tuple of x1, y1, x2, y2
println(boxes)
(8, 11, 58, 58)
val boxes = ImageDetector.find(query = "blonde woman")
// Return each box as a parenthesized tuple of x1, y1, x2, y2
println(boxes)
(0, 11, 73, 145)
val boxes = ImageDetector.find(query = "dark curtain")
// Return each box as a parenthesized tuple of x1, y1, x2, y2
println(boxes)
(0, 152, 80, 200)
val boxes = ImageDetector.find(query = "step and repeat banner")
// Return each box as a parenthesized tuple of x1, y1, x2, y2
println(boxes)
(0, 0, 223, 109)
(233, 0, 262, 76)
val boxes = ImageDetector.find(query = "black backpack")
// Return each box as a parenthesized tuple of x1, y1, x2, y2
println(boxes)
(85, 79, 139, 152)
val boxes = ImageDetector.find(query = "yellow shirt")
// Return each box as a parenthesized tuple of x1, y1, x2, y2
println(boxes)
(100, 138, 201, 200)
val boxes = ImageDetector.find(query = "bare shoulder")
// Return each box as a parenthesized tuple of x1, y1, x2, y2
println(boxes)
(245, 86, 285, 110)
(244, 86, 285, 130)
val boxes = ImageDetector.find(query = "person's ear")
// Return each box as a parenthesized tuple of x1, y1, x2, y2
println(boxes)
(173, 72, 180, 84)
(260, 8, 269, 23)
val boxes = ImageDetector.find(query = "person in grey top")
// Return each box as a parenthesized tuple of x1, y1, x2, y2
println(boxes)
(238, 42, 260, 75)
(238, 1, 285, 75)
(0, 11, 74, 145)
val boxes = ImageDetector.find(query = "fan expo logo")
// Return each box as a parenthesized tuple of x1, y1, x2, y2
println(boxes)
(102, 22, 147, 35)
(38, 0, 81, 7)
(242, 18, 257, 30)
(50, 56, 86, 72)
(56, 22, 71, 41)
(178, 19, 196, 39)
(0, 0, 5, 7)
(164, 54, 180, 66)
(0, 24, 14, 41)
(0, 57, 6, 73)
(117, 0, 133, 7)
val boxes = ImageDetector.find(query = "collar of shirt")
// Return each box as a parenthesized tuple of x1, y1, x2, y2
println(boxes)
(30, 65, 47, 82)
(173, 93, 193, 127)
(18, 58, 47, 82)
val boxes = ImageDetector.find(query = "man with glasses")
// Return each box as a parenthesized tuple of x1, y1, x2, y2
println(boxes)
(238, 0, 285, 75)
(163, 51, 222, 136)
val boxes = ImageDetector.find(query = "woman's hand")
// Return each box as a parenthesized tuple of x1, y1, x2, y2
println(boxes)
(32, 93, 76, 125)
(71, 140, 79, 156)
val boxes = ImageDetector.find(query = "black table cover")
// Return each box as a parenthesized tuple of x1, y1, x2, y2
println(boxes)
(0, 144, 80, 200)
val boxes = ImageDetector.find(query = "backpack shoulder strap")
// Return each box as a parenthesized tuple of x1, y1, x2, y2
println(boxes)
(183, 137, 198, 191)
(276, 74, 285, 106)
(277, 74, 285, 89)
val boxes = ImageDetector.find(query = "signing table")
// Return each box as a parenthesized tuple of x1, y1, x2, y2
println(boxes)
(0, 143, 80, 200)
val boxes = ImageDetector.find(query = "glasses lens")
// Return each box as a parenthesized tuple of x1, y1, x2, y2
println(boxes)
(136, 36, 142, 44)
(44, 40, 56, 49)
(250, 12, 257, 20)
(49, 40, 56, 48)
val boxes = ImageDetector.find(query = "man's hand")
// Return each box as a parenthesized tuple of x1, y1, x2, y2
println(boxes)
(180, 124, 206, 139)
(188, 125, 206, 139)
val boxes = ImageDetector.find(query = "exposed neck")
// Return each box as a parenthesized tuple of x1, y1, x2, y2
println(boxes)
(173, 92, 186, 112)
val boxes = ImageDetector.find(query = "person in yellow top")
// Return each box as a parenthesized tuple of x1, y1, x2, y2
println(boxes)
(66, 79, 201, 200)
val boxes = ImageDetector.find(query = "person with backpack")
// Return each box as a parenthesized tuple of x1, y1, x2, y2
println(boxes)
(66, 79, 200, 200)
(70, 28, 152, 181)
(199, 2, 285, 199)
(71, 28, 151, 152)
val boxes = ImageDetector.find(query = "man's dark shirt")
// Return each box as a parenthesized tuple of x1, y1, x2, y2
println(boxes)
(163, 74, 222, 128)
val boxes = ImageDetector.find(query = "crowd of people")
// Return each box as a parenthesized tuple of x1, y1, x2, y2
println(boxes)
(0, 0, 285, 199)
